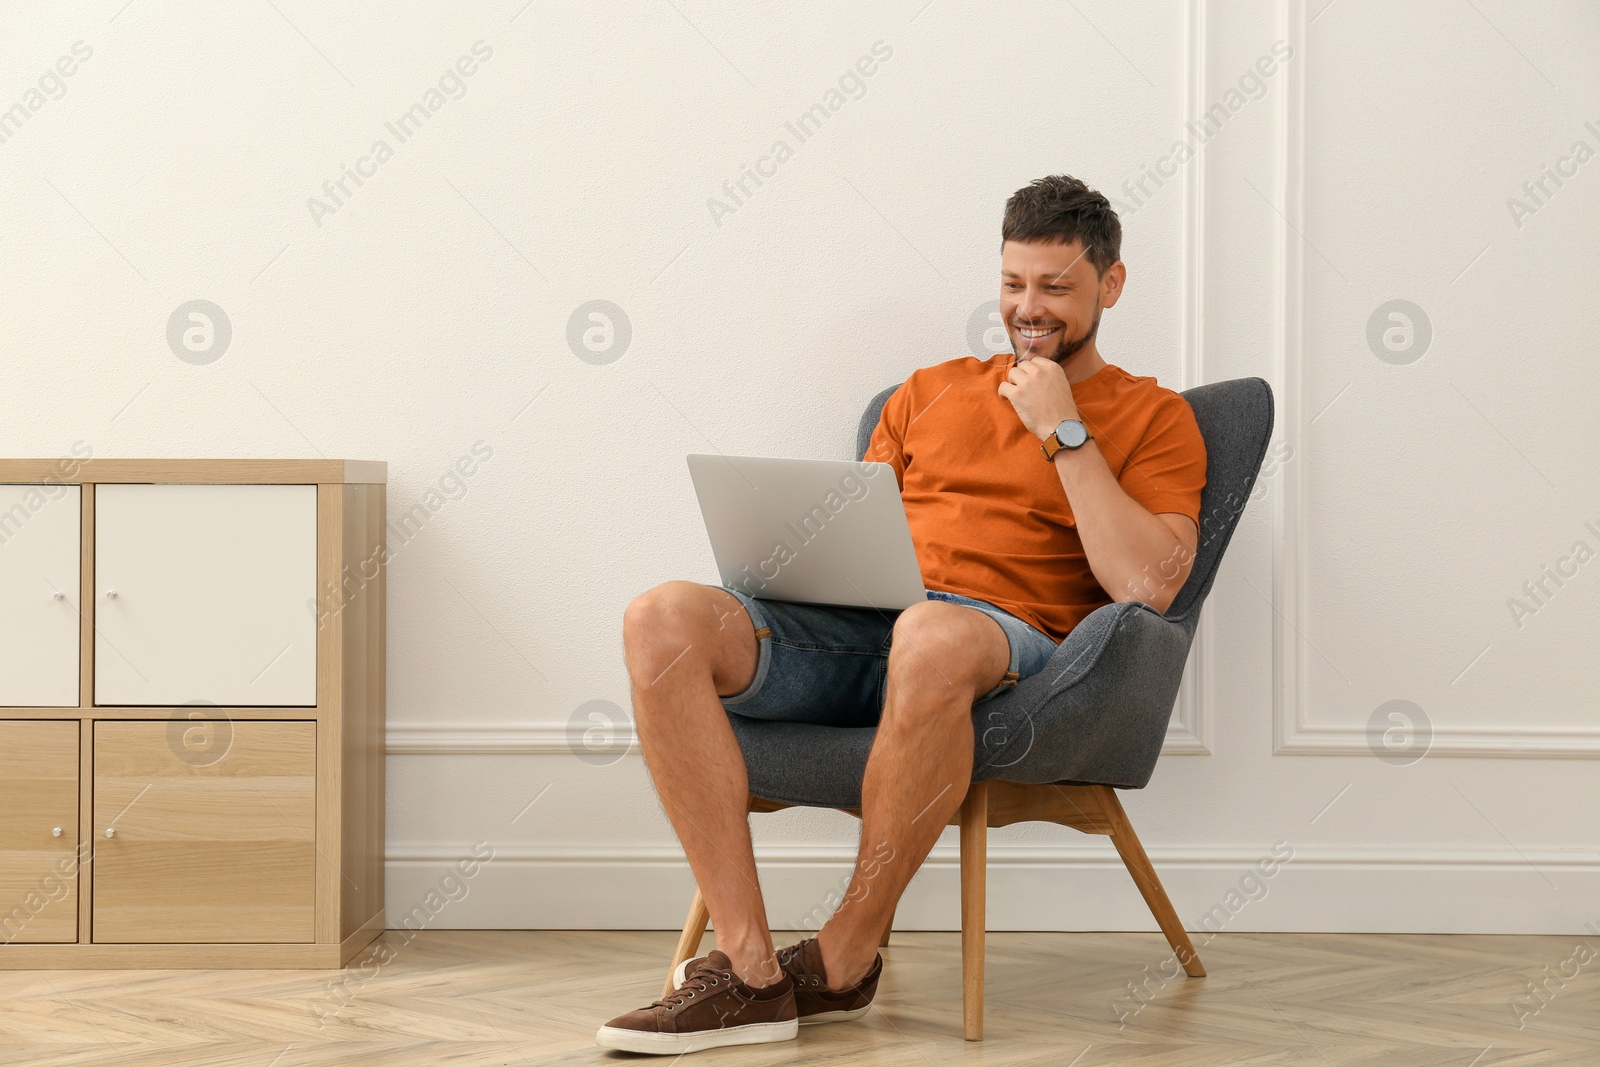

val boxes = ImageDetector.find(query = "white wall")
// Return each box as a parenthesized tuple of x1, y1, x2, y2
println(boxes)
(3, 0, 1595, 937)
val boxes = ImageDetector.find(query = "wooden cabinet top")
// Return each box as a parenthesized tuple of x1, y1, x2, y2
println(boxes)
(0, 458, 386, 484)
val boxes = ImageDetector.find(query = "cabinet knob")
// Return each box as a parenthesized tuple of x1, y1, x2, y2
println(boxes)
(53, 591, 65, 600)
(105, 589, 119, 599)
(105, 827, 117, 838)
(52, 827, 63, 837)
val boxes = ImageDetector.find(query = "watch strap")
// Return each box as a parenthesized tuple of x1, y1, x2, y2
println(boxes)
(1041, 421, 1090, 460)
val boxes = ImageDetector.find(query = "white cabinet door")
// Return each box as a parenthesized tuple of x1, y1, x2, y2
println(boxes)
(0, 485, 81, 707)
(95, 484, 317, 706)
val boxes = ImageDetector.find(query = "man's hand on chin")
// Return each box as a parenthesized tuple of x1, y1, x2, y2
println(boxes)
(997, 355, 1079, 440)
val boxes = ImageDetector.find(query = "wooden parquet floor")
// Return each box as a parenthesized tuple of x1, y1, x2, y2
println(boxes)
(1, 930, 1596, 1066)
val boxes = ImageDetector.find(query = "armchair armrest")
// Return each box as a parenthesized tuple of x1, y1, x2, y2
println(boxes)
(973, 600, 1194, 789)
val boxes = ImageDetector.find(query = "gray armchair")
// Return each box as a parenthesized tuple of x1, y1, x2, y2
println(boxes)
(666, 376, 1275, 1040)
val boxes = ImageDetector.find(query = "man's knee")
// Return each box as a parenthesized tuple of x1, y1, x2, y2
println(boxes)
(623, 582, 709, 674)
(622, 582, 756, 695)
(886, 601, 1004, 699)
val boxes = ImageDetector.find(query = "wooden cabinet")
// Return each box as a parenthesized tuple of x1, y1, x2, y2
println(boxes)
(93, 721, 317, 944)
(0, 485, 81, 707)
(0, 721, 79, 944)
(94, 485, 318, 707)
(0, 460, 386, 969)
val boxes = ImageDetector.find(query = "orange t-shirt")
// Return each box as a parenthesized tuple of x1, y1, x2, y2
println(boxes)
(865, 354, 1207, 643)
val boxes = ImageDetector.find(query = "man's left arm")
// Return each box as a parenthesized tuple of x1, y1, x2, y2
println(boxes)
(998, 359, 1202, 615)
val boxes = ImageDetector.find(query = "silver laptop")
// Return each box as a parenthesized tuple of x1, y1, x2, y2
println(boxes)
(687, 454, 926, 610)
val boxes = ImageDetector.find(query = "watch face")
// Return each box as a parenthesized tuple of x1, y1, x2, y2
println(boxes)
(1057, 419, 1089, 447)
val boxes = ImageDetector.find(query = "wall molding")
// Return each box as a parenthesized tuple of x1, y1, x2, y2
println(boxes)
(386, 0, 1216, 763)
(386, 719, 1208, 757)
(1166, 0, 1213, 756)
(1275, 720, 1600, 758)
(387, 840, 1600, 934)
(1268, 0, 1600, 759)
(390, 839, 1600, 870)
(386, 722, 630, 755)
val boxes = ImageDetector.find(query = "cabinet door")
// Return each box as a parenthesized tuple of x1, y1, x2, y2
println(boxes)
(94, 484, 317, 706)
(0, 485, 81, 707)
(0, 721, 80, 944)
(93, 720, 316, 944)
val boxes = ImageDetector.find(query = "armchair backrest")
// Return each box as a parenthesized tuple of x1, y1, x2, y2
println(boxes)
(856, 375, 1275, 628)
(1161, 378, 1274, 621)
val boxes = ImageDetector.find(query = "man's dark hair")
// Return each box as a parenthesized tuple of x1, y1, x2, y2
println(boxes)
(1002, 175, 1122, 278)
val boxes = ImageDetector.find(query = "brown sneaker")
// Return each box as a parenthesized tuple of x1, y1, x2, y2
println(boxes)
(598, 949, 798, 1055)
(779, 937, 882, 1024)
(673, 938, 881, 1025)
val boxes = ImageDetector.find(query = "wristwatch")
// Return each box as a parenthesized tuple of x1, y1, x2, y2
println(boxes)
(1040, 418, 1090, 460)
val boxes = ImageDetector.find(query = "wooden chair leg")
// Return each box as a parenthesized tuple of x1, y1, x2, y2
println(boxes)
(663, 888, 711, 999)
(879, 905, 896, 948)
(1099, 786, 1206, 978)
(959, 782, 988, 1041)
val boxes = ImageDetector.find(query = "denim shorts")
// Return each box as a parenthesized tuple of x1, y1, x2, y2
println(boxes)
(716, 586, 1060, 728)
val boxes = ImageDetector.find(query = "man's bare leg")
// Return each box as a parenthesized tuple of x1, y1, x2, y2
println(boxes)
(623, 581, 783, 988)
(812, 601, 1010, 987)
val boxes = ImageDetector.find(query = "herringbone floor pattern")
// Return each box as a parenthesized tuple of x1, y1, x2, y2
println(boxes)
(2, 930, 1596, 1065)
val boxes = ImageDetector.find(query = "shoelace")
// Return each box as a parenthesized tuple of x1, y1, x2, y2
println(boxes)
(775, 940, 807, 972)
(648, 964, 735, 1012)
(777, 940, 868, 991)
(776, 941, 826, 987)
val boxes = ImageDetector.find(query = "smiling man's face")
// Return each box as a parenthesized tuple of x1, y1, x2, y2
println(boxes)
(999, 238, 1122, 366)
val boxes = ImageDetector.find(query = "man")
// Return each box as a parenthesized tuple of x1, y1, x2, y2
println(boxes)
(598, 174, 1207, 1054)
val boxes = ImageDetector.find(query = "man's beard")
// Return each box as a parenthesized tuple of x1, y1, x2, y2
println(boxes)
(1014, 301, 1101, 365)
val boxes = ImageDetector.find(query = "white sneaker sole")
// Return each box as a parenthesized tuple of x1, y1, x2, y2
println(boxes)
(595, 1018, 798, 1054)
(673, 957, 873, 1026)
(800, 1005, 872, 1026)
